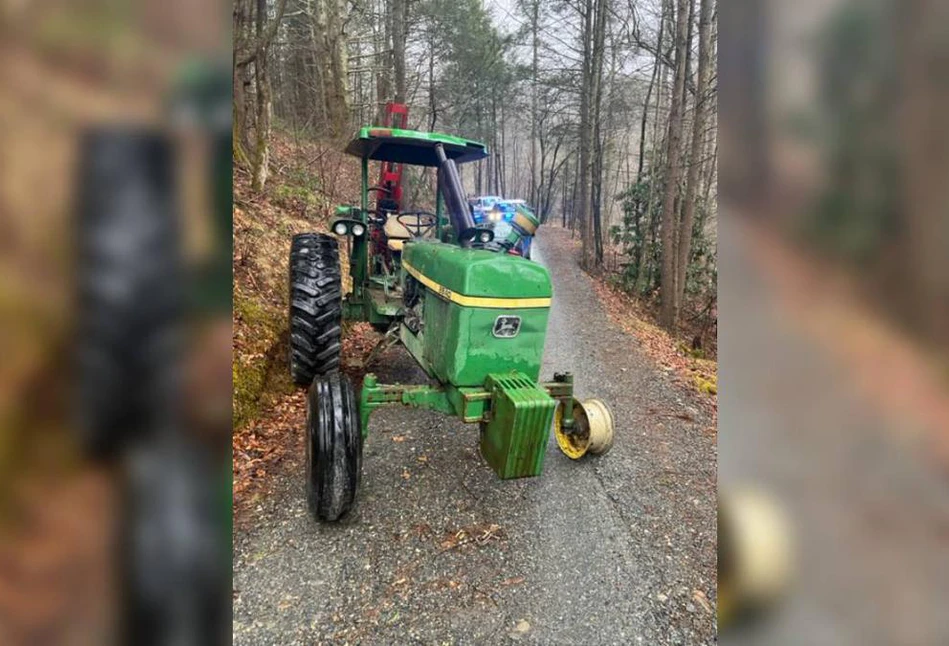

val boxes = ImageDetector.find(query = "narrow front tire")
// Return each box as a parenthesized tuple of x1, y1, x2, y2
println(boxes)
(305, 373, 362, 522)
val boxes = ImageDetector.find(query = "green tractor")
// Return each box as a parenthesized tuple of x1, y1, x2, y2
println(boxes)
(290, 115, 615, 522)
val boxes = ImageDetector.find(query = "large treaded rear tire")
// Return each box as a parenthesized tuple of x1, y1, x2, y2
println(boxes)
(306, 373, 362, 521)
(288, 233, 342, 386)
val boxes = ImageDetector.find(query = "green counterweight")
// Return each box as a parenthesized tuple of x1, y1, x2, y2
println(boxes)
(480, 373, 557, 478)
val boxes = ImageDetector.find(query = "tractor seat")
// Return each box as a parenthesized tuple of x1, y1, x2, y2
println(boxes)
(383, 214, 434, 252)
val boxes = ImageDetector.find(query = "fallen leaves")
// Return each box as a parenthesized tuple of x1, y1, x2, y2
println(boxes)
(586, 262, 718, 421)
(340, 322, 381, 378)
(411, 523, 433, 540)
(746, 219, 949, 454)
(437, 523, 504, 552)
(0, 471, 113, 644)
(233, 389, 308, 517)
(509, 619, 532, 639)
(692, 589, 713, 614)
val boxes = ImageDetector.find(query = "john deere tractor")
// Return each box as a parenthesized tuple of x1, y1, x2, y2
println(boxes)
(289, 105, 614, 522)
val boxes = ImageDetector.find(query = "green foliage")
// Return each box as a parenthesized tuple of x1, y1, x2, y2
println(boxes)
(233, 293, 294, 430)
(418, 0, 516, 140)
(611, 179, 662, 295)
(685, 199, 717, 299)
(273, 184, 319, 210)
(36, 0, 138, 61)
(610, 175, 716, 304)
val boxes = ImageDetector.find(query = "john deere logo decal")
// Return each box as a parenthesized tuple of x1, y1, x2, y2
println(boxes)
(493, 316, 521, 338)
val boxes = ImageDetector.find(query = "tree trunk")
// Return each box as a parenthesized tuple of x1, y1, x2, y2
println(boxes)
(530, 0, 540, 208)
(233, 64, 250, 167)
(590, 0, 609, 267)
(428, 19, 437, 130)
(658, 0, 690, 329)
(562, 153, 570, 228)
(538, 122, 547, 208)
(315, 0, 349, 138)
(900, 0, 949, 345)
(635, 1, 669, 294)
(675, 0, 713, 310)
(498, 99, 506, 194)
(577, 0, 594, 267)
(252, 65, 273, 192)
(392, 0, 407, 102)
(493, 101, 502, 196)
(542, 140, 566, 223)
(252, 0, 272, 192)
(636, 13, 663, 185)
(572, 153, 579, 228)
(233, 0, 255, 165)
(376, 0, 391, 122)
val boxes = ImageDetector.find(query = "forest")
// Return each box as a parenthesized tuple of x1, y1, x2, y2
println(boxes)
(233, 0, 718, 335)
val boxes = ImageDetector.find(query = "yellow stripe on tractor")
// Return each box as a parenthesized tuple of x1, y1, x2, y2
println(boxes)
(402, 260, 552, 309)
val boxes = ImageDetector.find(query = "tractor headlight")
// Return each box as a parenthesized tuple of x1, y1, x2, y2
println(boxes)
(351, 222, 365, 236)
(333, 221, 348, 235)
(478, 230, 493, 244)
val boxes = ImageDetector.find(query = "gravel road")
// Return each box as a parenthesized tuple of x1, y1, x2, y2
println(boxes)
(233, 226, 718, 645)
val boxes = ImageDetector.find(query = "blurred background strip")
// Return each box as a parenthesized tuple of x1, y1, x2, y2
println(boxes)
(720, 0, 949, 643)
(0, 1, 232, 644)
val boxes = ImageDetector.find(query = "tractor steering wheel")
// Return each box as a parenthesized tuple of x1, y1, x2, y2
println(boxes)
(397, 211, 437, 238)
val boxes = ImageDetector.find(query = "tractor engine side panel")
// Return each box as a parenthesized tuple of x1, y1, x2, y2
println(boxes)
(402, 240, 553, 388)
(421, 295, 550, 387)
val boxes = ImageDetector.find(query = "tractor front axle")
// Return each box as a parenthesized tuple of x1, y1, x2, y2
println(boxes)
(359, 371, 577, 479)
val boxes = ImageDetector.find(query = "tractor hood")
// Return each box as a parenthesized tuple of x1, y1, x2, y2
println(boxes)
(402, 241, 552, 304)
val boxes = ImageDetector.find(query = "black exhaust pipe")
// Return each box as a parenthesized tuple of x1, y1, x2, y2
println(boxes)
(434, 144, 477, 244)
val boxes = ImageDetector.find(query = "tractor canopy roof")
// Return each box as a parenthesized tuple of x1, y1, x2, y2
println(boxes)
(345, 127, 488, 166)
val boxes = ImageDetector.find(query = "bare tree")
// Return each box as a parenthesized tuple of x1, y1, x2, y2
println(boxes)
(530, 0, 540, 208)
(589, 0, 609, 266)
(675, 0, 713, 310)
(234, 0, 288, 179)
(392, 0, 407, 103)
(658, 0, 690, 329)
(248, 0, 290, 191)
(577, 0, 594, 268)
